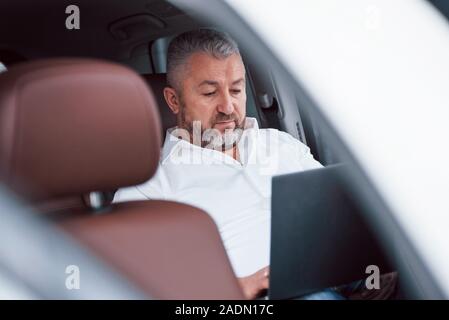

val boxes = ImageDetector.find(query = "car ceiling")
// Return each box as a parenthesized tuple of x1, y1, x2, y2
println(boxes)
(0, 0, 200, 61)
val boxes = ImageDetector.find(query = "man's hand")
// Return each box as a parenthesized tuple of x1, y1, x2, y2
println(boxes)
(237, 266, 269, 299)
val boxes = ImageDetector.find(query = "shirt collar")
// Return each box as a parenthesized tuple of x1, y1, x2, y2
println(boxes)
(161, 117, 259, 165)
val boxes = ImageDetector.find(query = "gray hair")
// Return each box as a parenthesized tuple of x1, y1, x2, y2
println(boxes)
(166, 29, 240, 91)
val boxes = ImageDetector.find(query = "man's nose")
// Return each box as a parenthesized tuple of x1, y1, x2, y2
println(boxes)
(217, 91, 234, 115)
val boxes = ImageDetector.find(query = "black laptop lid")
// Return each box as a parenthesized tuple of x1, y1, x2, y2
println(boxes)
(269, 164, 392, 299)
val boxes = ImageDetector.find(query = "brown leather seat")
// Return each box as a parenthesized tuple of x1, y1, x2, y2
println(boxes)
(0, 58, 244, 299)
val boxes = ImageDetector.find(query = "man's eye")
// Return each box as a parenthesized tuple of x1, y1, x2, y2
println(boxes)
(203, 91, 216, 96)
(231, 89, 241, 94)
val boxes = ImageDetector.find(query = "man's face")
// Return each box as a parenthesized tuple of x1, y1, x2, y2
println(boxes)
(167, 52, 247, 149)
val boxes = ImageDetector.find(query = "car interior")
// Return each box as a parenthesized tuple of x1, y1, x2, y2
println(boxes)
(0, 0, 445, 299)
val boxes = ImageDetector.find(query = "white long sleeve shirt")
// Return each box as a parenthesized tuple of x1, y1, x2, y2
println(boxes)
(114, 117, 322, 277)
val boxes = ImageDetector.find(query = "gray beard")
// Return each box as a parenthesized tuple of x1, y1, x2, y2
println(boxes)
(201, 127, 244, 151)
(178, 105, 246, 151)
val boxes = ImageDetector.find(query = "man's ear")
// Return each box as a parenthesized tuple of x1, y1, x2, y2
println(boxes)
(163, 87, 181, 114)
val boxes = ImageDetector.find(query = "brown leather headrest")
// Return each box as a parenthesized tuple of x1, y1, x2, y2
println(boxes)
(0, 59, 161, 201)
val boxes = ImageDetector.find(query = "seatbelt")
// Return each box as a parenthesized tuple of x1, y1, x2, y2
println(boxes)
(260, 97, 281, 130)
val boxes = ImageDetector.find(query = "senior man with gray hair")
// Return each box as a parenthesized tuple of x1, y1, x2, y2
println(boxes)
(114, 29, 341, 299)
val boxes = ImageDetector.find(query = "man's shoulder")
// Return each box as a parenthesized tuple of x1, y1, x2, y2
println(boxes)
(257, 127, 308, 149)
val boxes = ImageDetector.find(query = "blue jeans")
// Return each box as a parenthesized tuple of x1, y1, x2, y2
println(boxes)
(300, 288, 346, 300)
(299, 280, 367, 300)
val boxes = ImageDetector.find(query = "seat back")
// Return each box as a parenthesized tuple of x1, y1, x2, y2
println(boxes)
(0, 59, 243, 299)
(141, 73, 177, 139)
(61, 200, 242, 299)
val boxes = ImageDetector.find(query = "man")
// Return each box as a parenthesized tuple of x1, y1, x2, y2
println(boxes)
(115, 29, 334, 299)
